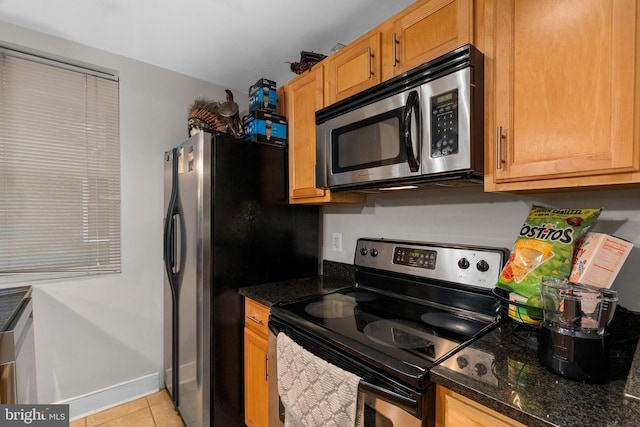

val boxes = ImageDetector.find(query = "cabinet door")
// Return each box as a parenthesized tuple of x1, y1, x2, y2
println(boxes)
(326, 32, 382, 105)
(489, 0, 640, 190)
(384, 0, 473, 79)
(244, 327, 269, 427)
(286, 65, 330, 203)
(435, 386, 526, 427)
(284, 67, 367, 205)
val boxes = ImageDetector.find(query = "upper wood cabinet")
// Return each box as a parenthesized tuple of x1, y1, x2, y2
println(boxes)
(484, 0, 640, 191)
(282, 65, 366, 204)
(326, 32, 382, 105)
(382, 0, 474, 80)
(325, 0, 474, 105)
(285, 65, 328, 203)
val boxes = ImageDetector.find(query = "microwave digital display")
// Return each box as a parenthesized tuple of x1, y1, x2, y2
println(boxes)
(436, 92, 454, 103)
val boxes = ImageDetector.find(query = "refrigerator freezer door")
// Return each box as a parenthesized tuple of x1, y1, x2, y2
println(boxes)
(162, 148, 181, 408)
(164, 132, 212, 427)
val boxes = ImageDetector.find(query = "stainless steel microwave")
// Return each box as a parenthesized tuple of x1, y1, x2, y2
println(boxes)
(316, 44, 484, 191)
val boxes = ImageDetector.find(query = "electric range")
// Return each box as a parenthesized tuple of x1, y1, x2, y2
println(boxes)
(269, 237, 508, 424)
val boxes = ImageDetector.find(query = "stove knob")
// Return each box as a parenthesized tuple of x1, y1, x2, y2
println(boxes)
(456, 355, 469, 369)
(457, 258, 470, 269)
(370, 248, 379, 257)
(476, 260, 490, 272)
(474, 363, 488, 377)
(360, 247, 368, 256)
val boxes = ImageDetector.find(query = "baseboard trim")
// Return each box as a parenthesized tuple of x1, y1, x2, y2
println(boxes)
(59, 372, 160, 420)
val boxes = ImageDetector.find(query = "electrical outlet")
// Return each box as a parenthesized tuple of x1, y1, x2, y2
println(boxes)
(332, 233, 343, 252)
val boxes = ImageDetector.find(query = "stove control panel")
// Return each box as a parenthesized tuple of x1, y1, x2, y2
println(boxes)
(393, 246, 437, 270)
(440, 346, 498, 387)
(354, 238, 509, 291)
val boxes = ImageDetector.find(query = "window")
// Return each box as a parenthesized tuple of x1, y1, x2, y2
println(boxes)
(0, 48, 120, 281)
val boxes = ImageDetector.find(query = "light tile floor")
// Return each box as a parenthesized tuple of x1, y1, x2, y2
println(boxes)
(70, 389, 184, 427)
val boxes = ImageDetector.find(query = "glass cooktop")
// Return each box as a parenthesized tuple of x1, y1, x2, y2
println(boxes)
(270, 286, 499, 389)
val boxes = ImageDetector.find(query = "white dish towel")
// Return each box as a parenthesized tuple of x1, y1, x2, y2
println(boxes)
(277, 333, 364, 427)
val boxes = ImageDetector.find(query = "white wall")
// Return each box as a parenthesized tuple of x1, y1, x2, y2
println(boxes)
(322, 186, 640, 312)
(0, 21, 247, 417)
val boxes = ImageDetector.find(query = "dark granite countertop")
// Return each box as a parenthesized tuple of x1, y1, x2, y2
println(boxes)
(239, 260, 355, 307)
(431, 308, 640, 427)
(238, 275, 352, 308)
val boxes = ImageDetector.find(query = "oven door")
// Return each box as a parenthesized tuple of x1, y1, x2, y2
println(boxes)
(269, 317, 435, 427)
(316, 86, 422, 190)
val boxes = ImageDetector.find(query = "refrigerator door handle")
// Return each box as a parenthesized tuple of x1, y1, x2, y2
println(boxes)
(163, 148, 181, 408)
(163, 148, 181, 286)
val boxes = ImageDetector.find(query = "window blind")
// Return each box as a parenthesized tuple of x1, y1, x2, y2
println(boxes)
(0, 50, 121, 280)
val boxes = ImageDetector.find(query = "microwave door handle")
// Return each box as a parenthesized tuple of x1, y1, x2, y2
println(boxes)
(404, 90, 420, 172)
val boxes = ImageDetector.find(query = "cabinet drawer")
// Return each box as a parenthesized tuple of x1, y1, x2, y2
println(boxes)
(245, 299, 270, 337)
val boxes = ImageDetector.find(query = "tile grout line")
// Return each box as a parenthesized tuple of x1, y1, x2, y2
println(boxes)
(146, 396, 158, 427)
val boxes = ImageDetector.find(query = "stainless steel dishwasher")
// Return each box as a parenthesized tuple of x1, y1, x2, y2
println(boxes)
(0, 286, 37, 404)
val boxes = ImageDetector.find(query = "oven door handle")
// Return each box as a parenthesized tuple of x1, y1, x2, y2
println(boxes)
(403, 89, 420, 173)
(359, 380, 419, 416)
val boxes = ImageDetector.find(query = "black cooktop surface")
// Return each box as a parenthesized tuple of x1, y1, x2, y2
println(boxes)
(270, 285, 500, 389)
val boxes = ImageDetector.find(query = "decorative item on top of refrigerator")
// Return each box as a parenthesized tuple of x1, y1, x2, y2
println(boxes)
(243, 110, 287, 146)
(244, 78, 287, 145)
(248, 78, 277, 113)
(187, 90, 243, 138)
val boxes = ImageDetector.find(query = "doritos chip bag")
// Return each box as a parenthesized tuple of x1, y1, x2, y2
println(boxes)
(497, 205, 601, 299)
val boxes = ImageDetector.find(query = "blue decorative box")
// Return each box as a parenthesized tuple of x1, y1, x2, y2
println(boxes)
(249, 78, 277, 113)
(243, 110, 287, 146)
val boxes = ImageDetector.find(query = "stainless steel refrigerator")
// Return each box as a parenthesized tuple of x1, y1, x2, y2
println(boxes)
(162, 131, 318, 427)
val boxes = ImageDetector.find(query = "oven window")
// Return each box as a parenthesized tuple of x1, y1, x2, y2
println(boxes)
(363, 403, 393, 427)
(331, 109, 405, 173)
(362, 396, 425, 427)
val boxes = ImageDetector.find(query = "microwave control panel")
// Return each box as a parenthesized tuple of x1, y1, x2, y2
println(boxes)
(430, 89, 459, 158)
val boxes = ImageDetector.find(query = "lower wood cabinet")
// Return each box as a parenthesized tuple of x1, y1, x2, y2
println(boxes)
(435, 385, 526, 427)
(244, 298, 270, 427)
